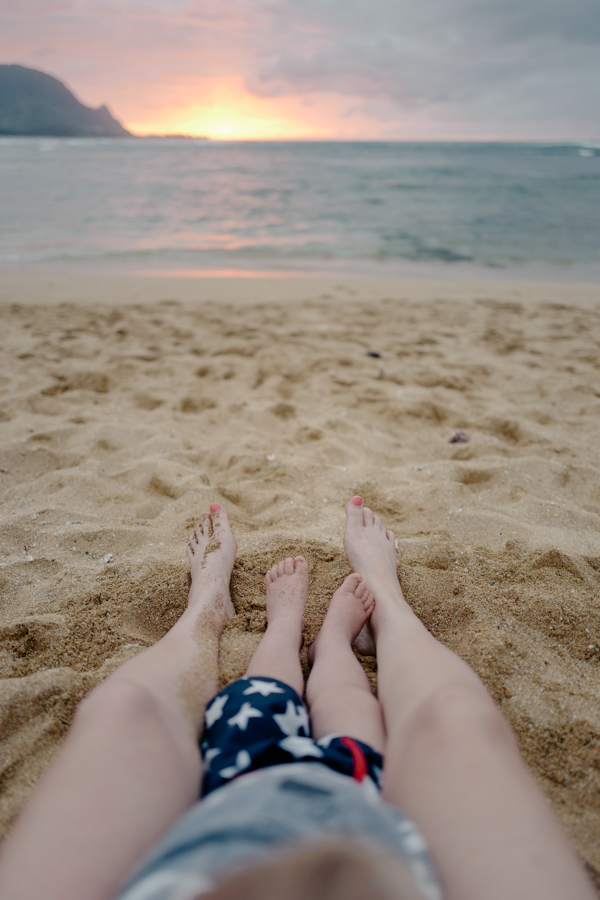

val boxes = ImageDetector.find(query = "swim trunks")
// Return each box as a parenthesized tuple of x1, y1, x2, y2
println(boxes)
(201, 676, 383, 795)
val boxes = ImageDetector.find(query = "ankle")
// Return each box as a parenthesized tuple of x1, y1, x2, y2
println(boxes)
(265, 617, 303, 649)
(371, 603, 421, 646)
(188, 577, 230, 605)
(313, 625, 352, 652)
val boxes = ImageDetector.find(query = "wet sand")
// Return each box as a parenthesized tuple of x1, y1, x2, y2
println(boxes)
(0, 274, 599, 883)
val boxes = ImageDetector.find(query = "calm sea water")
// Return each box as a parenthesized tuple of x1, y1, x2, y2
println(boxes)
(1, 138, 599, 278)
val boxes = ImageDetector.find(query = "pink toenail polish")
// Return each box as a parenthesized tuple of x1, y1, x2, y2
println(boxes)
(210, 503, 221, 513)
(352, 496, 363, 506)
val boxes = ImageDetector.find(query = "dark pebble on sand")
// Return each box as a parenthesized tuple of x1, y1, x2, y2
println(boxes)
(367, 350, 381, 358)
(449, 431, 470, 443)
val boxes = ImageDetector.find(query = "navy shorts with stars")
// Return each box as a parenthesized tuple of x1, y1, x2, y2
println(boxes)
(201, 676, 384, 796)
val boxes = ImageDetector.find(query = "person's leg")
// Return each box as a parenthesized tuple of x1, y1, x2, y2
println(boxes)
(343, 496, 595, 900)
(244, 556, 307, 696)
(0, 504, 237, 900)
(306, 574, 385, 753)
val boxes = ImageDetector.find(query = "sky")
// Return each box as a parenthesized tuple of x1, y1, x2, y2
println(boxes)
(1, 0, 599, 140)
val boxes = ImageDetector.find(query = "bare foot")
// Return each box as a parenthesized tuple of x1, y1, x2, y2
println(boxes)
(343, 496, 408, 631)
(186, 503, 236, 628)
(308, 573, 375, 664)
(264, 556, 308, 648)
(344, 496, 399, 591)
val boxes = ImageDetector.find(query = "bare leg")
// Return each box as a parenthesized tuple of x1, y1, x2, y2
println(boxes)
(0, 505, 237, 900)
(343, 496, 595, 900)
(244, 556, 307, 696)
(306, 574, 385, 753)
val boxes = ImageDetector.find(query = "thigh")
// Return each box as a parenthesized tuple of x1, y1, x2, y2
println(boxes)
(382, 686, 596, 900)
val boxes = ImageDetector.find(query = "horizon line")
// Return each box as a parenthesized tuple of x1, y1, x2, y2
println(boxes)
(2, 134, 598, 145)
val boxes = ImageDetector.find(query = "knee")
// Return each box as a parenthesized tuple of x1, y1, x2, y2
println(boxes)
(74, 679, 162, 731)
(404, 684, 517, 757)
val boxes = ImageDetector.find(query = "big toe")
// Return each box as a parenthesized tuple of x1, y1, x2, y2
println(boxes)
(346, 496, 364, 525)
(343, 572, 363, 594)
(211, 505, 230, 530)
(353, 578, 370, 600)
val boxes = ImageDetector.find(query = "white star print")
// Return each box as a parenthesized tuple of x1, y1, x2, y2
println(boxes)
(227, 702, 263, 730)
(279, 736, 324, 758)
(243, 679, 285, 697)
(205, 694, 228, 728)
(203, 748, 221, 768)
(273, 700, 309, 736)
(219, 750, 252, 780)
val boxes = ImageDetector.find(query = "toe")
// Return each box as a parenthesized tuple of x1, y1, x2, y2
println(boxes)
(269, 564, 279, 581)
(355, 579, 369, 600)
(374, 514, 383, 530)
(186, 545, 194, 562)
(266, 569, 272, 586)
(284, 557, 294, 575)
(386, 529, 395, 543)
(194, 523, 203, 543)
(344, 573, 362, 593)
(362, 506, 374, 526)
(202, 512, 213, 536)
(346, 496, 364, 526)
(277, 560, 286, 577)
(294, 555, 306, 568)
(212, 505, 229, 529)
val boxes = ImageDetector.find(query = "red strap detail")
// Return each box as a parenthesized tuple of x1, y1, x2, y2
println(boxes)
(340, 736, 368, 783)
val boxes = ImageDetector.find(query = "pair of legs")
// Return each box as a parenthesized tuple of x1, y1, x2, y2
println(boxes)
(244, 555, 384, 753)
(0, 501, 595, 900)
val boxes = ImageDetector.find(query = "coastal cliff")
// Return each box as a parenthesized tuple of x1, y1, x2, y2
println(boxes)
(0, 64, 130, 137)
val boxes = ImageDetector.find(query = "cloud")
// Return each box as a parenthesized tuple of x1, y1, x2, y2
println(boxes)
(245, 0, 600, 132)
(0, 0, 598, 138)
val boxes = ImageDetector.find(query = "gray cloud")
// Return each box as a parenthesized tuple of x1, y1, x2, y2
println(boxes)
(244, 0, 600, 136)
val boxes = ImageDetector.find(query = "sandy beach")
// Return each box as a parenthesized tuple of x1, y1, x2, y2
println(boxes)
(0, 273, 599, 882)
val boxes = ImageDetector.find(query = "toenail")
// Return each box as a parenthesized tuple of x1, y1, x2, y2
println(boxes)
(210, 503, 221, 513)
(352, 496, 363, 506)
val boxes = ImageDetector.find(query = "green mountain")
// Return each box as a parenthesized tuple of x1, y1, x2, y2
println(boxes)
(0, 64, 130, 137)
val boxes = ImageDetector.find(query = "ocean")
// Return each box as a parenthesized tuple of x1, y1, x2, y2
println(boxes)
(1, 138, 599, 279)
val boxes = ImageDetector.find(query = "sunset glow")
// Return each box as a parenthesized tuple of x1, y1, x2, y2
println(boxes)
(126, 80, 349, 141)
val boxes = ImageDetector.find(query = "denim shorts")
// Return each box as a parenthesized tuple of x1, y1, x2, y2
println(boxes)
(117, 762, 441, 900)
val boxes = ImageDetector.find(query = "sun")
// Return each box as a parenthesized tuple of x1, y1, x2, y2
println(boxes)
(130, 78, 335, 140)
(186, 103, 293, 140)
(175, 94, 318, 141)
